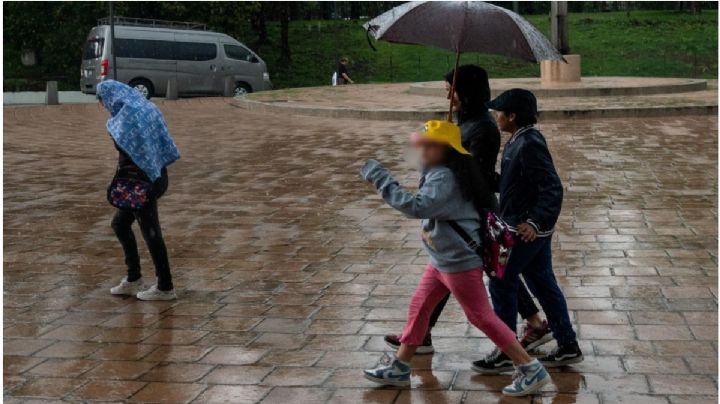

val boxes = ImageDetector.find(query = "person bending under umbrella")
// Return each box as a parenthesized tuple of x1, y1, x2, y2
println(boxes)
(98, 80, 180, 301)
(384, 66, 553, 374)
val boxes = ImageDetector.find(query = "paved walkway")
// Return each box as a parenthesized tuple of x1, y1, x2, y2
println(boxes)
(4, 100, 718, 403)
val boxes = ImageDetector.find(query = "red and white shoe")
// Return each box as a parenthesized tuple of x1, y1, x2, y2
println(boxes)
(519, 320, 553, 351)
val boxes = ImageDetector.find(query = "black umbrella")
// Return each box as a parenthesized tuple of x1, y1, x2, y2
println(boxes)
(364, 1, 564, 121)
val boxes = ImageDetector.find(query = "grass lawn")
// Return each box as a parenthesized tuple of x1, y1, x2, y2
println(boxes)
(253, 10, 717, 89)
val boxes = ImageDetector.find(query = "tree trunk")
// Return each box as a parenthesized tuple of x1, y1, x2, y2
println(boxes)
(251, 3, 268, 48)
(350, 2, 361, 19)
(278, 2, 291, 64)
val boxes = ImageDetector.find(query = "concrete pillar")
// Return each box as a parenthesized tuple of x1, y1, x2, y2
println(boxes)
(541, 54, 581, 85)
(551, 1, 569, 54)
(166, 78, 178, 100)
(543, 1, 579, 85)
(45, 81, 59, 105)
(223, 77, 235, 97)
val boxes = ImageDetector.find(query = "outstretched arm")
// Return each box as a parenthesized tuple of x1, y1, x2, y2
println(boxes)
(360, 160, 454, 219)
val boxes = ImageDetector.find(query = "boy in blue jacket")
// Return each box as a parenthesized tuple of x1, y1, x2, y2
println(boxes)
(473, 89, 583, 372)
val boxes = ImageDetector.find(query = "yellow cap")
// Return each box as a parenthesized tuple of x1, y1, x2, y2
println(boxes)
(413, 120, 470, 155)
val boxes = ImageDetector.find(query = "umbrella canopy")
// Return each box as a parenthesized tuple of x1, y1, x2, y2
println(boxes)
(364, 1, 563, 63)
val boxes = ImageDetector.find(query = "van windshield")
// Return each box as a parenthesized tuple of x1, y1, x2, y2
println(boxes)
(83, 38, 104, 60)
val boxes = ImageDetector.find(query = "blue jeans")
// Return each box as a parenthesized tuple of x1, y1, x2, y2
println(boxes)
(489, 236, 576, 347)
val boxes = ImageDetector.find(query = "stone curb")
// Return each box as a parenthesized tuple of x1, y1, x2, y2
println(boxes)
(408, 78, 709, 98)
(231, 97, 718, 121)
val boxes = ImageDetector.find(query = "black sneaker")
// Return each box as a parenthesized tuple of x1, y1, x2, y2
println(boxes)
(539, 341, 584, 367)
(384, 334, 435, 354)
(471, 348, 514, 374)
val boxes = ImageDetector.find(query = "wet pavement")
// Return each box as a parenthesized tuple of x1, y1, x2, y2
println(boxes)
(4, 100, 718, 403)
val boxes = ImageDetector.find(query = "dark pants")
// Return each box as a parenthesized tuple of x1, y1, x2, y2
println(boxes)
(427, 275, 540, 330)
(489, 236, 576, 346)
(111, 174, 173, 291)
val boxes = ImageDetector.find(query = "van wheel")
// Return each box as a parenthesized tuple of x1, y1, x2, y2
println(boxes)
(234, 82, 252, 97)
(129, 79, 154, 99)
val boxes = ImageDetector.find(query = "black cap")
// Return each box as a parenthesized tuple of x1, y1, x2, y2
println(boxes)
(485, 88, 537, 116)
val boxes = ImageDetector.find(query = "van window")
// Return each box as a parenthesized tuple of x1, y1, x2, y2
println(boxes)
(175, 42, 217, 61)
(115, 38, 175, 60)
(224, 45, 254, 62)
(83, 38, 105, 60)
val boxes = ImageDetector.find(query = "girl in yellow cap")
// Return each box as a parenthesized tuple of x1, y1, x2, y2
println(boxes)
(360, 120, 549, 396)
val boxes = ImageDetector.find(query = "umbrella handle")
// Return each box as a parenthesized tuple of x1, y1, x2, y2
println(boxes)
(447, 51, 461, 122)
(366, 26, 377, 52)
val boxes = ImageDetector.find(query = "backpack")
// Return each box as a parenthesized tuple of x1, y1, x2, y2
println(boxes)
(448, 210, 514, 279)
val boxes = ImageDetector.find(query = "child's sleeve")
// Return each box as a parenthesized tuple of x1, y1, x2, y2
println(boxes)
(361, 160, 454, 219)
(521, 140, 564, 233)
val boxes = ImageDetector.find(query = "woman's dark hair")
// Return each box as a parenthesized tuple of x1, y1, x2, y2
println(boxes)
(445, 148, 495, 211)
(445, 65, 491, 119)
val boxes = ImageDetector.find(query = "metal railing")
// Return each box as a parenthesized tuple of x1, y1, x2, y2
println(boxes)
(97, 16, 207, 31)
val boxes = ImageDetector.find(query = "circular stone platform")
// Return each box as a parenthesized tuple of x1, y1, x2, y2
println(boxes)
(409, 77, 708, 98)
(234, 77, 717, 121)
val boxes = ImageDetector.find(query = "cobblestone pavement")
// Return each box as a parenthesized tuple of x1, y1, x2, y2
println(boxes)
(4, 100, 718, 403)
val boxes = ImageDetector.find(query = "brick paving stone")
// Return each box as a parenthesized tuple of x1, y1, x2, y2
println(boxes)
(330, 388, 399, 403)
(140, 362, 215, 382)
(11, 377, 85, 399)
(648, 375, 718, 395)
(86, 360, 157, 380)
(260, 387, 333, 403)
(26, 358, 99, 377)
(396, 390, 465, 403)
(200, 347, 267, 365)
(129, 382, 206, 403)
(73, 380, 147, 401)
(3, 356, 45, 374)
(4, 102, 717, 403)
(195, 385, 271, 403)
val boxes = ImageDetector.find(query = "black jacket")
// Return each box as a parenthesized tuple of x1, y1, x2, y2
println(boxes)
(498, 126, 563, 235)
(458, 109, 501, 210)
(115, 144, 168, 199)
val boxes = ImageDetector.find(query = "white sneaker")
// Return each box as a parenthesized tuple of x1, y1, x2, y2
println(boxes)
(136, 284, 177, 301)
(110, 277, 145, 296)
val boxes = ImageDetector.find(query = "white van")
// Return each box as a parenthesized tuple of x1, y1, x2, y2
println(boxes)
(80, 17, 272, 98)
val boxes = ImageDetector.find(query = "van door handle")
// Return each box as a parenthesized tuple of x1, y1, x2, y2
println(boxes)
(210, 64, 217, 72)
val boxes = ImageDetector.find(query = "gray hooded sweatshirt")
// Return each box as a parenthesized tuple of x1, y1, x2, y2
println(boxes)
(361, 159, 483, 273)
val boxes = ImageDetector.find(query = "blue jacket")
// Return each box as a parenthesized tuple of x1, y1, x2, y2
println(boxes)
(498, 126, 563, 236)
(361, 160, 484, 273)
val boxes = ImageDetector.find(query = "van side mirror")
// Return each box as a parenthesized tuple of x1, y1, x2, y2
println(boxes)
(250, 56, 259, 63)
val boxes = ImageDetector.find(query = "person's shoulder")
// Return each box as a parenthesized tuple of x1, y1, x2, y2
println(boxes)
(425, 166, 454, 182)
(516, 127, 545, 145)
(462, 116, 500, 138)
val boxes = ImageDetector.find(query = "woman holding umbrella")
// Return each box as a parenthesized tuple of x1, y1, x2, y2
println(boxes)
(383, 66, 553, 369)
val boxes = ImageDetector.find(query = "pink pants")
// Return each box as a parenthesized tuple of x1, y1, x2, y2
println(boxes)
(400, 264, 517, 350)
